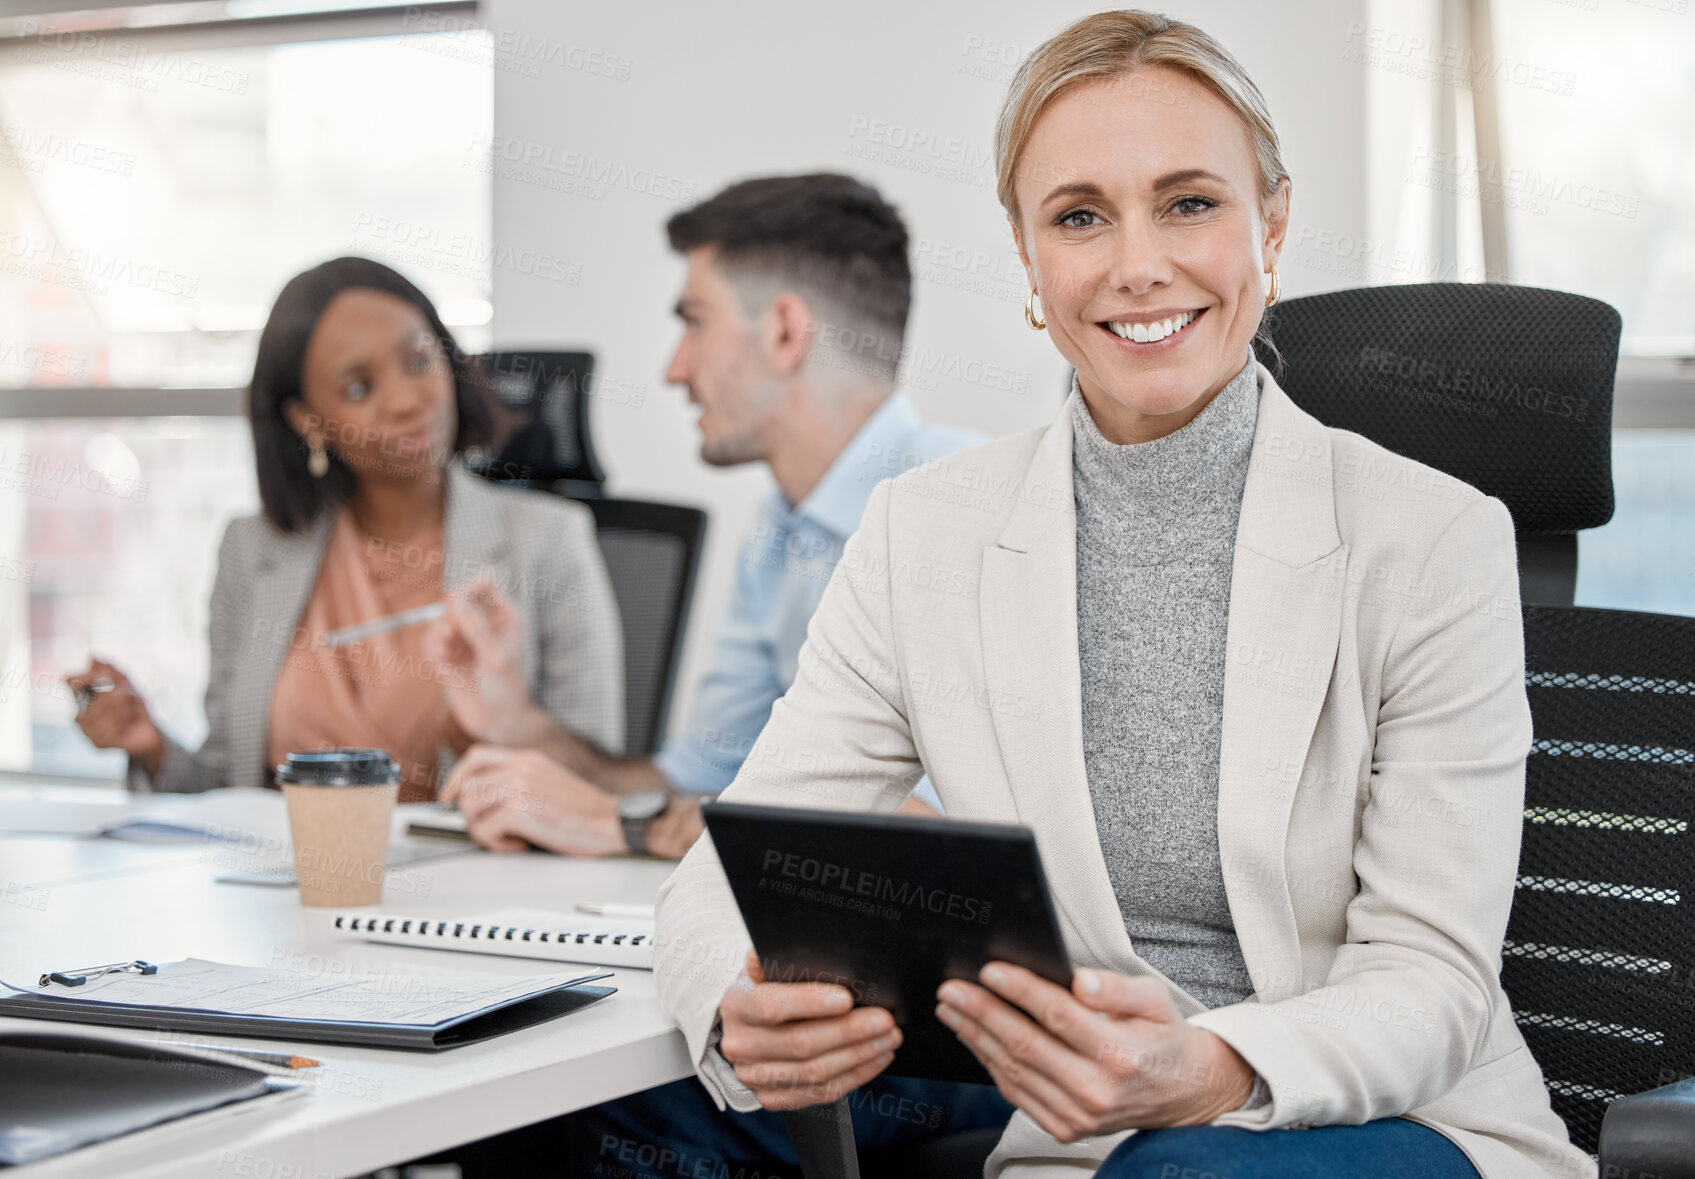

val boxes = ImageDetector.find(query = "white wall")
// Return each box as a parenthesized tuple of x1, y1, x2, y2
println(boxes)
(486, 0, 1371, 741)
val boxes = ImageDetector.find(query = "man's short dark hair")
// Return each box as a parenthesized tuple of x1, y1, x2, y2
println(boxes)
(666, 173, 911, 382)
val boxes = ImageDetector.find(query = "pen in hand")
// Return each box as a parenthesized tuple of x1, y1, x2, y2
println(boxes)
(321, 601, 448, 648)
(75, 677, 114, 714)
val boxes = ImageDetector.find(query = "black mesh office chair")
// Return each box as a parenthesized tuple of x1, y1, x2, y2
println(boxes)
(565, 494, 707, 757)
(471, 350, 708, 757)
(1512, 604, 1695, 1172)
(1254, 283, 1621, 603)
(471, 350, 607, 497)
(1255, 285, 1695, 1170)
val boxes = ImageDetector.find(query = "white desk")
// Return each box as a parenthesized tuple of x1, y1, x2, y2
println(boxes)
(0, 785, 694, 1179)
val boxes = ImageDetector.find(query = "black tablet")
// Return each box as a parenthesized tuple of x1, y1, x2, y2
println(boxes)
(701, 801, 1074, 1085)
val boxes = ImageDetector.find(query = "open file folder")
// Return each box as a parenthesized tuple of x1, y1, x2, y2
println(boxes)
(0, 958, 615, 1051)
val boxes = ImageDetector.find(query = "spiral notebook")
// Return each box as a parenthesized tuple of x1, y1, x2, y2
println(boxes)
(331, 907, 655, 970)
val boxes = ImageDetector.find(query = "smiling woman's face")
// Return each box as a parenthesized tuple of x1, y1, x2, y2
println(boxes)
(1011, 67, 1288, 444)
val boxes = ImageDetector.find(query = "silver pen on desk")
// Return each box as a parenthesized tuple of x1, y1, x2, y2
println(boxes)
(320, 601, 448, 648)
(575, 903, 657, 919)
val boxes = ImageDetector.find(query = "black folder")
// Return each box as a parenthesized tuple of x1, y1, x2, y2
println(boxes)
(0, 974, 615, 1051)
(701, 802, 1074, 1085)
(0, 1032, 300, 1166)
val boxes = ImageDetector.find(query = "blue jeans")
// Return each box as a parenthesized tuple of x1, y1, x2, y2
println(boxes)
(561, 1075, 1013, 1178)
(1098, 1116, 1480, 1178)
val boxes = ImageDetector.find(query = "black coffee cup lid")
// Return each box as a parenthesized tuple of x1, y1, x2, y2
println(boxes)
(275, 748, 400, 787)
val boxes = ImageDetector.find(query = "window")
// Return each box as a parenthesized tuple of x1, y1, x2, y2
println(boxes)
(1575, 432, 1695, 617)
(0, 26, 493, 390)
(1364, 0, 1694, 357)
(1361, 0, 1693, 620)
(1488, 0, 1694, 357)
(0, 418, 257, 777)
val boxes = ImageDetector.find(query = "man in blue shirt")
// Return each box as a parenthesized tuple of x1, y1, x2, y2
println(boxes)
(652, 387, 971, 801)
(421, 173, 1009, 1179)
(432, 173, 979, 857)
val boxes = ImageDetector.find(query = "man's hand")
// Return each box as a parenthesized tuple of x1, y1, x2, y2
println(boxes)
(440, 745, 623, 856)
(718, 950, 901, 1110)
(936, 963, 1255, 1143)
(422, 576, 550, 747)
(66, 658, 164, 777)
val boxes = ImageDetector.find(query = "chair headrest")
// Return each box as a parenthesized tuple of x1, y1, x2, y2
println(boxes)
(1255, 283, 1618, 534)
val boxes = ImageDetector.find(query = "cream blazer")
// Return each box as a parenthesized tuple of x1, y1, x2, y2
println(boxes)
(654, 366, 1592, 1179)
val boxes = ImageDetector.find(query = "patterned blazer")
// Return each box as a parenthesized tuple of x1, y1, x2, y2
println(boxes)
(131, 464, 624, 793)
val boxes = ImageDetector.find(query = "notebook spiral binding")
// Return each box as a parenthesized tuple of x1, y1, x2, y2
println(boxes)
(333, 914, 649, 949)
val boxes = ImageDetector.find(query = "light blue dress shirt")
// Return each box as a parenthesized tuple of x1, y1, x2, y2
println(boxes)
(654, 393, 982, 801)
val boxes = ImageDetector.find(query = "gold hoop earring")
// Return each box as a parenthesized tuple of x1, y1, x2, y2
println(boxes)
(1264, 266, 1281, 309)
(1024, 288, 1046, 331)
(307, 438, 329, 478)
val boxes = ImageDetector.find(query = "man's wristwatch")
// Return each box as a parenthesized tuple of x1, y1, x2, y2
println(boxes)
(617, 789, 672, 856)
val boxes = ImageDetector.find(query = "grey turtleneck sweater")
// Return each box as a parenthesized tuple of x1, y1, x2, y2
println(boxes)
(1071, 360, 1260, 1010)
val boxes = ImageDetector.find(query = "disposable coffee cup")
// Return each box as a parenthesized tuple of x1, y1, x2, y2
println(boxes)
(276, 748, 401, 907)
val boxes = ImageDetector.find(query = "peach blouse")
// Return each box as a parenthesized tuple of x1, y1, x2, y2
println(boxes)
(267, 507, 450, 802)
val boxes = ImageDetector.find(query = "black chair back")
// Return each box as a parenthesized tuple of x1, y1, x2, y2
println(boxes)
(567, 495, 707, 757)
(473, 350, 607, 497)
(1505, 603, 1695, 1154)
(1255, 283, 1620, 602)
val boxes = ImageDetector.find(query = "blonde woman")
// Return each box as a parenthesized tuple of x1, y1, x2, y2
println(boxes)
(655, 11, 1588, 1179)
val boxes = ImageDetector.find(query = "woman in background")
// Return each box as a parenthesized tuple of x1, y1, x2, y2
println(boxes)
(68, 256, 623, 801)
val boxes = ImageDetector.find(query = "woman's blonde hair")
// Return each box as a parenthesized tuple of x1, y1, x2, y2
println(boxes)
(994, 11, 1289, 228)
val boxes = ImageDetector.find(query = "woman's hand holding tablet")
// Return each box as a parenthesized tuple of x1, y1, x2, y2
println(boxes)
(717, 950, 903, 1110)
(936, 963, 1255, 1142)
